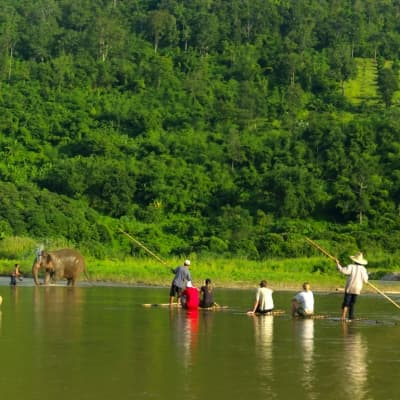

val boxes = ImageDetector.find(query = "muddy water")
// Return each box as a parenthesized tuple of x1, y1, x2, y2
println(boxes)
(0, 281, 399, 400)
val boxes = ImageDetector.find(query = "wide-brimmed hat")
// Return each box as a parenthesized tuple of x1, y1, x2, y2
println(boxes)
(350, 252, 368, 265)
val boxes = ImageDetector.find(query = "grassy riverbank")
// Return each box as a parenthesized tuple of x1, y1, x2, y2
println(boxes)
(2, 255, 399, 292)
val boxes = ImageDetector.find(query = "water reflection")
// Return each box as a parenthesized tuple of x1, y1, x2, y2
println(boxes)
(253, 315, 274, 386)
(341, 323, 369, 400)
(0, 293, 3, 334)
(0, 285, 398, 400)
(31, 286, 84, 339)
(184, 309, 200, 366)
(10, 285, 21, 306)
(293, 319, 316, 399)
(170, 309, 200, 368)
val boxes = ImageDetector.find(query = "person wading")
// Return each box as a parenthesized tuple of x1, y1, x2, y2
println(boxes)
(169, 260, 192, 306)
(10, 263, 23, 286)
(336, 252, 369, 321)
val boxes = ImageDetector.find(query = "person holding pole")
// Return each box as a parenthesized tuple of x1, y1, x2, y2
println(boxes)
(306, 237, 400, 312)
(169, 260, 192, 306)
(336, 252, 369, 321)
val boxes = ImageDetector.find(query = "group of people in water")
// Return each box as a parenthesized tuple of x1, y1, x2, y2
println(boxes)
(169, 259, 216, 309)
(246, 279, 314, 317)
(2, 250, 368, 322)
(169, 251, 369, 321)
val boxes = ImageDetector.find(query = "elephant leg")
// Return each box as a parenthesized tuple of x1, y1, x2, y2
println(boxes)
(66, 277, 72, 286)
(44, 270, 52, 285)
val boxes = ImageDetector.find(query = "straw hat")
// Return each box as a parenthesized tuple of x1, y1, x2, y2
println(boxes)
(350, 252, 368, 265)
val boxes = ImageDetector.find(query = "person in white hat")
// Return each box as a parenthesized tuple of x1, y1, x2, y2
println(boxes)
(169, 260, 192, 306)
(336, 252, 369, 321)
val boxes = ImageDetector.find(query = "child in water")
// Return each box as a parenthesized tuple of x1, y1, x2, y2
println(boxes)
(10, 263, 23, 286)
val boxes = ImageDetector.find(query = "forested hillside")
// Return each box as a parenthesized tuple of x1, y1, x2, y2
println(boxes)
(1, 0, 400, 260)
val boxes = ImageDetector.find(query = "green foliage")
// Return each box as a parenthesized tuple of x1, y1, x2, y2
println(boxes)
(377, 65, 399, 107)
(1, 0, 400, 265)
(344, 58, 379, 105)
(0, 236, 37, 259)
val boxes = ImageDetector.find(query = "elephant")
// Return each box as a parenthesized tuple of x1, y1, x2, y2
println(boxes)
(32, 248, 87, 286)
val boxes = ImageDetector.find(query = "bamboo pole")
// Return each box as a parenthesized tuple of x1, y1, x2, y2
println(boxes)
(366, 281, 400, 310)
(305, 237, 400, 311)
(118, 229, 168, 266)
(305, 237, 338, 262)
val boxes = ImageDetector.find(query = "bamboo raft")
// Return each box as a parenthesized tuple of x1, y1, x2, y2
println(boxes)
(142, 303, 229, 310)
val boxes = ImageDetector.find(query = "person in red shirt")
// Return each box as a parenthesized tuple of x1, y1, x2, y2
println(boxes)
(181, 281, 200, 310)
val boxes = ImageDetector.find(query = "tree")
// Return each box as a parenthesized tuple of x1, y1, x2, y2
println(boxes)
(328, 44, 357, 95)
(147, 9, 176, 53)
(16, 0, 62, 61)
(0, 3, 20, 80)
(377, 66, 398, 108)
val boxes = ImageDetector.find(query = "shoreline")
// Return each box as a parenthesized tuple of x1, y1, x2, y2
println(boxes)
(2, 276, 399, 294)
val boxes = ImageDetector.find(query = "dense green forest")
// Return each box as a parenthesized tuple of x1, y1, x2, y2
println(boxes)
(2, 0, 400, 261)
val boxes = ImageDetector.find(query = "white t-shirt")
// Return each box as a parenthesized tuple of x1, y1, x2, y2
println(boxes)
(255, 287, 274, 311)
(294, 290, 314, 314)
(337, 263, 368, 295)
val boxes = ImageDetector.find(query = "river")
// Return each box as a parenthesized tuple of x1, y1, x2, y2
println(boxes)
(0, 279, 399, 400)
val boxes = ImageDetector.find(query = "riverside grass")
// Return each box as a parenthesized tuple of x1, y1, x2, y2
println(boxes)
(2, 235, 400, 291)
(0, 255, 387, 291)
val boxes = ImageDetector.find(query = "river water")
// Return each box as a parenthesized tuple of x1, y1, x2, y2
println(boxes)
(0, 279, 399, 400)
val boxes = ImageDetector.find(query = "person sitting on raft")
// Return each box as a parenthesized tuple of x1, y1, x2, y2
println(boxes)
(291, 282, 314, 317)
(181, 281, 200, 310)
(247, 280, 274, 315)
(200, 278, 216, 308)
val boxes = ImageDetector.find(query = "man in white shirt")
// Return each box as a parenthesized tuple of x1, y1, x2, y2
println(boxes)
(247, 280, 274, 314)
(292, 282, 314, 317)
(336, 252, 368, 321)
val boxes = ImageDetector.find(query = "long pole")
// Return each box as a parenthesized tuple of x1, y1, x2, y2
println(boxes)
(305, 237, 400, 311)
(366, 281, 400, 310)
(118, 229, 168, 266)
(305, 237, 337, 262)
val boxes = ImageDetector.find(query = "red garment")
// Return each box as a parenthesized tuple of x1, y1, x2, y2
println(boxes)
(182, 287, 200, 310)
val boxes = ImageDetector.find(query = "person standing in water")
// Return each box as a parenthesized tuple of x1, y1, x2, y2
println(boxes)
(336, 252, 369, 321)
(10, 263, 23, 286)
(169, 260, 192, 306)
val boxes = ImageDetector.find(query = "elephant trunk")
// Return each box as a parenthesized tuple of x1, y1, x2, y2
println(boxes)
(32, 261, 40, 285)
